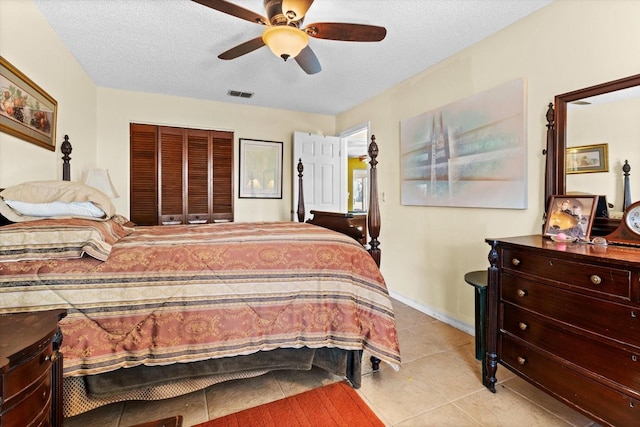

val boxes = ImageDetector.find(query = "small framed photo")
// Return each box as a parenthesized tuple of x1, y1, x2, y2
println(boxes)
(566, 143, 609, 174)
(544, 195, 598, 240)
(239, 138, 283, 199)
(0, 56, 57, 151)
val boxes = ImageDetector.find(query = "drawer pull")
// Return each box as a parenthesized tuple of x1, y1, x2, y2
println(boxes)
(511, 258, 521, 266)
(43, 351, 59, 363)
(518, 322, 528, 331)
(632, 311, 637, 318)
(590, 275, 602, 285)
(517, 289, 527, 298)
(517, 356, 527, 365)
(633, 355, 638, 362)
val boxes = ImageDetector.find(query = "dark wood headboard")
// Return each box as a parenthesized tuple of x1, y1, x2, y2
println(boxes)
(0, 135, 72, 226)
(1, 135, 73, 189)
(61, 135, 72, 181)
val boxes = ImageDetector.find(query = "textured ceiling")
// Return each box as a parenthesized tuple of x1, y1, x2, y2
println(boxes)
(34, 0, 552, 115)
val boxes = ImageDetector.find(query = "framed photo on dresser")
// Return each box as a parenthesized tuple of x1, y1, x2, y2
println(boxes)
(543, 195, 598, 240)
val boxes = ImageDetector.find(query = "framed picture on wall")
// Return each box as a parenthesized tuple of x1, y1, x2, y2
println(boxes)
(0, 56, 57, 151)
(239, 138, 283, 199)
(566, 143, 609, 174)
(543, 195, 598, 241)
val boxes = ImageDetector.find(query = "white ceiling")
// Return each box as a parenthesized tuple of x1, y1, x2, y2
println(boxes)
(33, 0, 552, 116)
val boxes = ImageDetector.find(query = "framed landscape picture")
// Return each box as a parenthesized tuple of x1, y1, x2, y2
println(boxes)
(566, 143, 609, 174)
(0, 56, 57, 151)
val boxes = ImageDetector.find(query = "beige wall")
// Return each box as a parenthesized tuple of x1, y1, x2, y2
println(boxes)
(0, 0, 335, 223)
(0, 0, 97, 184)
(2, 0, 640, 333)
(96, 88, 335, 221)
(566, 97, 640, 211)
(336, 0, 640, 329)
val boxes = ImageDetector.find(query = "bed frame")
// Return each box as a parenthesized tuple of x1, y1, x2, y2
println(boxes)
(299, 135, 382, 268)
(23, 133, 385, 416)
(56, 133, 383, 266)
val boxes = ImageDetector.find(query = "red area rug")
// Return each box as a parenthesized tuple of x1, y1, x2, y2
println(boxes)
(194, 381, 384, 427)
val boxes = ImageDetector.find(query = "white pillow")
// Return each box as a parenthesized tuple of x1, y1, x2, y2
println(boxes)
(0, 180, 115, 218)
(4, 199, 106, 218)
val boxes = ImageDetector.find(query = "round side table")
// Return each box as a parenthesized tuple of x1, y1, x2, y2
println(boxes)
(464, 270, 487, 361)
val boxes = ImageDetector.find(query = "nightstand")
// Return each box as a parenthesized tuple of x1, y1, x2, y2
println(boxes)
(0, 309, 67, 427)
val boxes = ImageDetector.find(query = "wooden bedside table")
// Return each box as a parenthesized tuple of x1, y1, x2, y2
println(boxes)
(0, 309, 67, 427)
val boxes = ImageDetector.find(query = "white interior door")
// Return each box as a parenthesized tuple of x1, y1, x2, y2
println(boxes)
(293, 131, 344, 221)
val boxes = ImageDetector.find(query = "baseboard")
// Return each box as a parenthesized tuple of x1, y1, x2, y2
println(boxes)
(388, 290, 475, 336)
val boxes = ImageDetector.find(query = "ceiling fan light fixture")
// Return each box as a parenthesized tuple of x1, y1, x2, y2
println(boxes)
(262, 26, 309, 61)
(282, 0, 311, 21)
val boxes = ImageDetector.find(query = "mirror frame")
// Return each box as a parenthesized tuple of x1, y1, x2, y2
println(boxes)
(545, 73, 640, 234)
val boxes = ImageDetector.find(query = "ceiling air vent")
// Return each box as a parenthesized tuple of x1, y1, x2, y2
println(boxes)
(227, 90, 254, 99)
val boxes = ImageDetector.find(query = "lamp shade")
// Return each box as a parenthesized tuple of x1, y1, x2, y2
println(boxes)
(262, 26, 309, 60)
(84, 168, 119, 198)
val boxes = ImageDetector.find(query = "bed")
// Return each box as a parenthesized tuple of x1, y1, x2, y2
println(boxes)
(0, 135, 400, 418)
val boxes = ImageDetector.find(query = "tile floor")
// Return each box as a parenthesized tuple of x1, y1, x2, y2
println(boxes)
(64, 299, 601, 427)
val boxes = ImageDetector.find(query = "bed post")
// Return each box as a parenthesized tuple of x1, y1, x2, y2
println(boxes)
(61, 135, 72, 181)
(367, 135, 383, 372)
(296, 158, 305, 222)
(367, 135, 381, 267)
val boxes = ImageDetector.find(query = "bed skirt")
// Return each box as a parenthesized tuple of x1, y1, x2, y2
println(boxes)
(64, 347, 362, 418)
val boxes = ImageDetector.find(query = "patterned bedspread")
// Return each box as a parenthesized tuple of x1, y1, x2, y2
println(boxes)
(0, 222, 400, 377)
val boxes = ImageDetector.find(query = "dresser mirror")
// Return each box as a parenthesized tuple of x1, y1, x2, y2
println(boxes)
(545, 74, 640, 235)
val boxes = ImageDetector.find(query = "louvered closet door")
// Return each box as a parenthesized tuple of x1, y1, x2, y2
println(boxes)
(186, 129, 211, 224)
(212, 131, 233, 222)
(130, 124, 158, 226)
(158, 126, 185, 225)
(130, 124, 234, 225)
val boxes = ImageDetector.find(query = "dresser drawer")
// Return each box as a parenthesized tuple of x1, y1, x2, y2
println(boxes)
(2, 342, 53, 404)
(501, 248, 631, 300)
(502, 304, 640, 393)
(1, 371, 51, 427)
(500, 334, 640, 427)
(501, 274, 640, 348)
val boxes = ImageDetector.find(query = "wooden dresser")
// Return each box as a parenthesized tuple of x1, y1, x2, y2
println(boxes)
(485, 235, 639, 426)
(0, 309, 67, 427)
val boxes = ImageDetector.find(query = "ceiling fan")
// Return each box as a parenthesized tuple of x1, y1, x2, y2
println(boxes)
(192, 0, 387, 74)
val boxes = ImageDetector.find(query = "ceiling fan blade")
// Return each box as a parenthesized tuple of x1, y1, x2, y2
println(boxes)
(282, 0, 314, 21)
(304, 22, 387, 42)
(295, 45, 321, 75)
(191, 0, 268, 25)
(218, 37, 266, 60)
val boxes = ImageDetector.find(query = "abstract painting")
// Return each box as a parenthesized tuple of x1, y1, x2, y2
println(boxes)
(400, 79, 527, 209)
